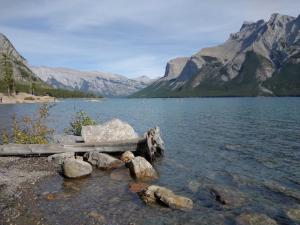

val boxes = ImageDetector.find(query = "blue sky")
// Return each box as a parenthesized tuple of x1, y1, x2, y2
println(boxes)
(0, 0, 299, 78)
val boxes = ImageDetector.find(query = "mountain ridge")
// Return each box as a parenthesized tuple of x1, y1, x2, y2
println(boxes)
(31, 66, 155, 97)
(133, 13, 300, 97)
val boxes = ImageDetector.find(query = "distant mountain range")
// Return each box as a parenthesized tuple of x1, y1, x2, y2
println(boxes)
(31, 66, 155, 97)
(0, 33, 155, 97)
(133, 13, 300, 97)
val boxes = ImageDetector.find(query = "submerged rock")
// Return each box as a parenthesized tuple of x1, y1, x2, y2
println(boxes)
(63, 159, 92, 178)
(84, 152, 124, 170)
(128, 182, 150, 193)
(139, 185, 193, 209)
(236, 213, 277, 225)
(120, 151, 135, 163)
(47, 152, 75, 165)
(209, 186, 245, 208)
(81, 119, 138, 143)
(264, 181, 300, 202)
(127, 156, 158, 180)
(286, 208, 300, 222)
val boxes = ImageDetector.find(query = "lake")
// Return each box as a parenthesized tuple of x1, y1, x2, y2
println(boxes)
(1, 98, 300, 225)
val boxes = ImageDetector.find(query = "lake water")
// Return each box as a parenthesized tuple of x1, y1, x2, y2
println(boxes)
(1, 98, 300, 225)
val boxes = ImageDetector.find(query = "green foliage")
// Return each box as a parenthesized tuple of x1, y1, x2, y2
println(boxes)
(1, 54, 15, 95)
(0, 81, 99, 98)
(65, 111, 96, 136)
(1, 104, 54, 144)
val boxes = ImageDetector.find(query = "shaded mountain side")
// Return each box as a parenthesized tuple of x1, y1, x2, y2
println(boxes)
(132, 13, 300, 97)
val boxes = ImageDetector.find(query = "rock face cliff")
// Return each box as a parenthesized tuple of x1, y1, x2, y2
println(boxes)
(0, 33, 42, 84)
(133, 13, 300, 97)
(31, 66, 155, 97)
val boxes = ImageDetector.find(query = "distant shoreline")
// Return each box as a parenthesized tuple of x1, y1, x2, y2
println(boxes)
(0, 92, 55, 104)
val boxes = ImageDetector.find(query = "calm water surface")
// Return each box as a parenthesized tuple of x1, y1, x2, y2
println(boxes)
(1, 98, 300, 225)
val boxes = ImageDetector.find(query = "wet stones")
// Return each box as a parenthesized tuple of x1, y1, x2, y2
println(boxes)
(127, 156, 158, 180)
(120, 151, 135, 163)
(47, 152, 75, 165)
(236, 213, 277, 225)
(286, 208, 300, 222)
(84, 152, 124, 170)
(139, 185, 193, 209)
(63, 159, 92, 178)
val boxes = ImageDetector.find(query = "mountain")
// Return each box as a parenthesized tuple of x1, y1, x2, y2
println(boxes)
(0, 33, 45, 86)
(31, 66, 155, 97)
(133, 13, 300, 97)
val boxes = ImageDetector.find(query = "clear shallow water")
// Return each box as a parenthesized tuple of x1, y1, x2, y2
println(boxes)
(1, 98, 300, 224)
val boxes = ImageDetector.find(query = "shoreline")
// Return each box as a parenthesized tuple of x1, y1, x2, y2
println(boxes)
(0, 92, 56, 104)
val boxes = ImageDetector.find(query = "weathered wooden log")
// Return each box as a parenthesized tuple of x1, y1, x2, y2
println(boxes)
(0, 127, 165, 161)
(0, 138, 143, 156)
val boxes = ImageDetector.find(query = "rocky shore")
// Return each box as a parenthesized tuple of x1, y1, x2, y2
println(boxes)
(0, 92, 55, 104)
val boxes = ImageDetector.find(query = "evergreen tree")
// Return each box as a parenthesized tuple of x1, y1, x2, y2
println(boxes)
(1, 54, 14, 95)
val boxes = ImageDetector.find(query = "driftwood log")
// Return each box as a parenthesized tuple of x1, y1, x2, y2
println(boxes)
(0, 127, 165, 161)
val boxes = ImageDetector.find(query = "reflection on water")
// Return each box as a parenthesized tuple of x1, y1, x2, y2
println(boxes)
(1, 98, 300, 224)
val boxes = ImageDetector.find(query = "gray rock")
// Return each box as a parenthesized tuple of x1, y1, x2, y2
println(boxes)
(63, 159, 92, 178)
(47, 152, 75, 165)
(236, 213, 277, 225)
(127, 156, 158, 180)
(84, 152, 124, 170)
(52, 134, 84, 144)
(81, 119, 138, 143)
(120, 151, 135, 163)
(286, 208, 300, 222)
(139, 185, 193, 209)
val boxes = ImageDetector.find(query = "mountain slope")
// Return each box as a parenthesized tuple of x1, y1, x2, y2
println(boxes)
(133, 13, 300, 97)
(31, 66, 155, 97)
(0, 33, 45, 86)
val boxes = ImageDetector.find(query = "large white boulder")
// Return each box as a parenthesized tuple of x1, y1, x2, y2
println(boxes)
(81, 119, 138, 143)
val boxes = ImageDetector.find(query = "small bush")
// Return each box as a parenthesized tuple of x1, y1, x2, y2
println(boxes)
(65, 111, 96, 136)
(1, 103, 54, 144)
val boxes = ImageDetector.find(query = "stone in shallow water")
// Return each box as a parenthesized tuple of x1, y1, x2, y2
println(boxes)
(236, 213, 277, 225)
(209, 185, 245, 208)
(63, 159, 92, 178)
(128, 182, 150, 193)
(286, 208, 300, 222)
(127, 156, 158, 180)
(81, 119, 138, 143)
(47, 152, 75, 165)
(87, 210, 106, 224)
(120, 151, 135, 163)
(110, 168, 131, 181)
(84, 152, 124, 170)
(139, 185, 193, 209)
(188, 180, 201, 193)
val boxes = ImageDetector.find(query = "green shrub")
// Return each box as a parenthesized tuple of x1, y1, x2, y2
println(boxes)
(65, 111, 96, 136)
(1, 103, 54, 144)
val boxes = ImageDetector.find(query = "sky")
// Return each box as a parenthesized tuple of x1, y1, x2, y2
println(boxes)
(0, 0, 299, 78)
